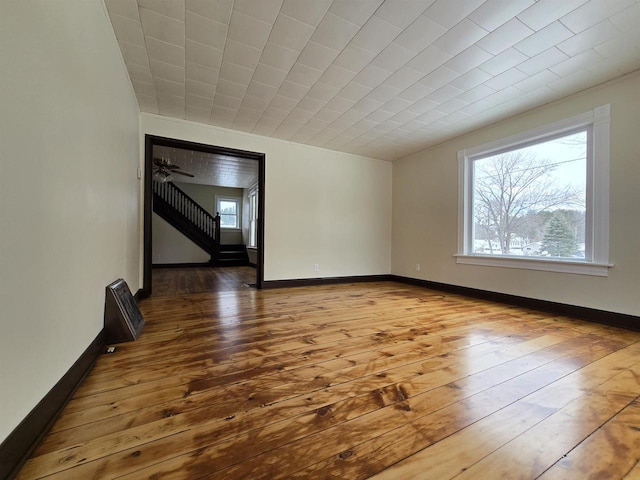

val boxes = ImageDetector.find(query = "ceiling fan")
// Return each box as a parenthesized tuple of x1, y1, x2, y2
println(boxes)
(153, 157, 194, 183)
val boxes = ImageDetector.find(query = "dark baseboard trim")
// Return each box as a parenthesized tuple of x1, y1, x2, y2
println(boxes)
(390, 275, 640, 332)
(0, 331, 106, 479)
(152, 262, 212, 268)
(263, 274, 393, 289)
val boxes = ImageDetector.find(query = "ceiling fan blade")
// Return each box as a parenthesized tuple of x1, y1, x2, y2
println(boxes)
(165, 165, 182, 170)
(172, 170, 195, 177)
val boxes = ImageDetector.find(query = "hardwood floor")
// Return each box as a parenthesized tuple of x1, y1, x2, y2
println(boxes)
(18, 281, 640, 479)
(151, 265, 257, 296)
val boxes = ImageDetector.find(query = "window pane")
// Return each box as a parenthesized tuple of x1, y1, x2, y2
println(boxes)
(219, 200, 237, 215)
(220, 214, 236, 227)
(472, 131, 587, 259)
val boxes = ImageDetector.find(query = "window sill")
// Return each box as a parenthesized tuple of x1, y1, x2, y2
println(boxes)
(454, 254, 612, 277)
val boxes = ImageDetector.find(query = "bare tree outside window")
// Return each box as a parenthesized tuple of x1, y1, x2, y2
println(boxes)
(472, 131, 587, 258)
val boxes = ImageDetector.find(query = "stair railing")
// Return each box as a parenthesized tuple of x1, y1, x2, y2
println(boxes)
(153, 181, 220, 254)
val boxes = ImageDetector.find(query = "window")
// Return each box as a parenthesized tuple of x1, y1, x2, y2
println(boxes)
(216, 196, 240, 229)
(457, 105, 611, 276)
(248, 189, 258, 248)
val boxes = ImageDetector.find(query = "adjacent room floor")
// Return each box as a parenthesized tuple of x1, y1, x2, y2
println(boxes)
(17, 277, 640, 479)
(151, 265, 257, 296)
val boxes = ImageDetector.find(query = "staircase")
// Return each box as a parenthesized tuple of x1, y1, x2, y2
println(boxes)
(152, 181, 250, 267)
(216, 244, 250, 266)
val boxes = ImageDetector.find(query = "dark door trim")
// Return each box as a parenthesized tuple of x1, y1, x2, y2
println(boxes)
(142, 134, 266, 296)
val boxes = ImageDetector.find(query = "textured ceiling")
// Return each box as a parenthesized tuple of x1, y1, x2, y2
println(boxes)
(107, 0, 640, 161)
(153, 145, 258, 187)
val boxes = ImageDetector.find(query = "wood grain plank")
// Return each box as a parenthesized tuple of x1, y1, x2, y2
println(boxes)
(16, 278, 640, 480)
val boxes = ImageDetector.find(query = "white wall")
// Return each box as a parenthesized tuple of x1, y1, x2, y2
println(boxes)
(0, 1, 141, 442)
(152, 214, 210, 264)
(140, 114, 392, 281)
(392, 72, 640, 317)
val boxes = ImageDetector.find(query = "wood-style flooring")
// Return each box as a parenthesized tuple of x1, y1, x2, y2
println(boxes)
(17, 275, 640, 479)
(152, 265, 257, 296)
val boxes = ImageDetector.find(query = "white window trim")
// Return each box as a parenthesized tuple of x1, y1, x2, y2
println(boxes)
(456, 105, 612, 277)
(216, 195, 242, 230)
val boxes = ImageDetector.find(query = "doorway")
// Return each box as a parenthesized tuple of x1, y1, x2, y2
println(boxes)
(142, 135, 265, 297)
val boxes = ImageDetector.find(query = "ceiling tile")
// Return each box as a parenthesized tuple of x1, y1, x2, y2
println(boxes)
(328, 0, 383, 26)
(223, 39, 262, 70)
(352, 64, 393, 88)
(397, 82, 435, 102)
(146, 36, 185, 67)
(479, 47, 528, 75)
(186, 0, 233, 23)
(185, 39, 223, 69)
(469, 0, 534, 31)
(280, 0, 332, 26)
(269, 12, 315, 49)
(286, 63, 324, 87)
(516, 47, 569, 75)
(150, 59, 184, 83)
(476, 18, 534, 55)
(560, 0, 634, 34)
(444, 45, 493, 74)
(372, 43, 417, 72)
(139, 7, 185, 46)
(298, 42, 341, 71)
(449, 68, 493, 90)
(483, 67, 528, 90)
(320, 65, 358, 89)
(139, 0, 185, 21)
(394, 14, 448, 52)
(406, 45, 452, 74)
(218, 61, 254, 85)
(433, 19, 489, 56)
(556, 19, 620, 57)
(383, 67, 425, 90)
(277, 80, 309, 101)
(609, 2, 640, 32)
(306, 82, 341, 102)
(513, 68, 559, 92)
(457, 83, 495, 103)
(252, 63, 289, 87)
(333, 44, 378, 72)
(260, 41, 299, 71)
(155, 77, 185, 96)
(548, 48, 605, 77)
(516, 0, 588, 31)
(233, 0, 283, 24)
(311, 12, 361, 51)
(374, 0, 436, 28)
(337, 82, 373, 102)
(514, 20, 574, 57)
(119, 42, 151, 67)
(351, 15, 402, 54)
(227, 10, 273, 49)
(110, 14, 146, 46)
(423, 0, 486, 28)
(186, 61, 218, 84)
(419, 66, 459, 90)
(185, 11, 228, 49)
(214, 78, 246, 99)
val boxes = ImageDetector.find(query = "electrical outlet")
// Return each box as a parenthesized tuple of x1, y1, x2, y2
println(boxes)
(415, 264, 421, 271)
(314, 264, 319, 272)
